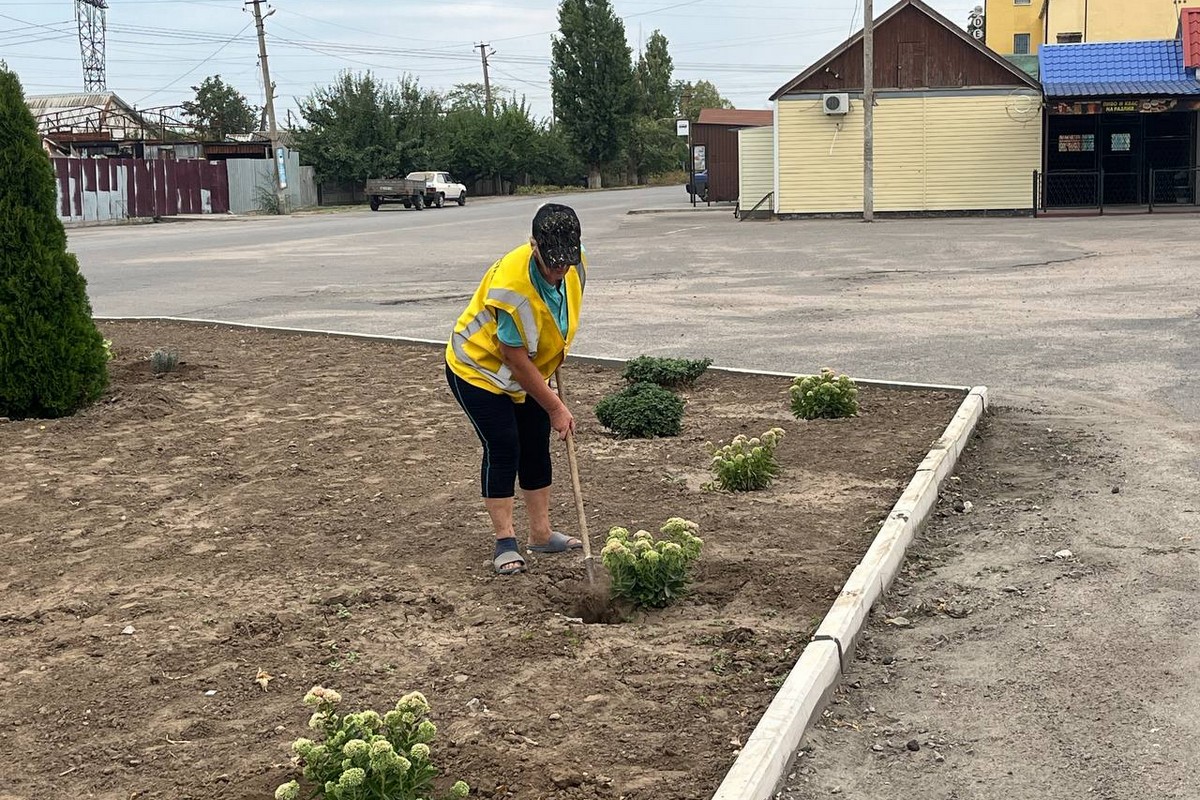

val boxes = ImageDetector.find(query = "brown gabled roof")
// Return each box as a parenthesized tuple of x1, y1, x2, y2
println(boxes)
(770, 0, 1040, 99)
(696, 108, 773, 127)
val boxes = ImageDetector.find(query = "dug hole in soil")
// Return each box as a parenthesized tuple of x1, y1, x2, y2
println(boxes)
(0, 321, 964, 799)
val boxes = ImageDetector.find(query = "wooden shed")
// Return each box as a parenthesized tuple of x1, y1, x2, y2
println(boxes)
(769, 0, 1043, 215)
(692, 108, 773, 202)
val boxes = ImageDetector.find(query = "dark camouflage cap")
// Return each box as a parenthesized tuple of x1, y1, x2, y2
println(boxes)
(531, 203, 582, 270)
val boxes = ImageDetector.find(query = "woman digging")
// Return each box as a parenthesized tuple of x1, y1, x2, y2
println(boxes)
(445, 203, 587, 576)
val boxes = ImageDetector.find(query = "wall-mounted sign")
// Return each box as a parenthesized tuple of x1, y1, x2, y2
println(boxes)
(1102, 100, 1139, 113)
(276, 147, 289, 189)
(1049, 98, 1200, 115)
(692, 144, 707, 173)
(676, 118, 690, 137)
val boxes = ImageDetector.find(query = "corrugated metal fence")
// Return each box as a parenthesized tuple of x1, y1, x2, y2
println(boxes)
(54, 157, 229, 223)
(226, 151, 317, 214)
(53, 152, 317, 223)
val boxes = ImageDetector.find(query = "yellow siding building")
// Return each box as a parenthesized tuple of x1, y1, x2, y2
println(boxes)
(769, 0, 1044, 216)
(736, 126, 774, 211)
(775, 94, 1041, 213)
(986, 0, 1200, 55)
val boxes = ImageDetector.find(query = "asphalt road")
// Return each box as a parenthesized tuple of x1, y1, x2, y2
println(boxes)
(68, 188, 1199, 799)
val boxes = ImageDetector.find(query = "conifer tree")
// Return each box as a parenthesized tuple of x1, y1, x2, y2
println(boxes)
(0, 67, 109, 419)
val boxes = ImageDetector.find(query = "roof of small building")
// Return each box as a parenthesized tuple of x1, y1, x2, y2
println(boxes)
(1183, 7, 1200, 70)
(1039, 39, 1200, 97)
(696, 108, 773, 127)
(26, 92, 135, 113)
(771, 0, 1039, 99)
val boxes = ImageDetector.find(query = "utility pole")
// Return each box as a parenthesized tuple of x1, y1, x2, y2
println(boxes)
(863, 0, 875, 222)
(247, 0, 286, 213)
(476, 43, 494, 117)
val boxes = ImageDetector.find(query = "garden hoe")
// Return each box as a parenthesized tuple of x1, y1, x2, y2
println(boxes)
(553, 368, 616, 624)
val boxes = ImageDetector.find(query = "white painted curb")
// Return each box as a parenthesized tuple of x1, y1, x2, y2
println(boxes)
(97, 316, 986, 799)
(710, 386, 988, 800)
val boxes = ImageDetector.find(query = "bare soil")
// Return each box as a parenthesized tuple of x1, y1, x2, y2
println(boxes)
(0, 321, 963, 800)
(779, 406, 1200, 800)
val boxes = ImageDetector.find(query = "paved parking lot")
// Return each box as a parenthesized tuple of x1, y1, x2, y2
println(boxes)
(69, 190, 1199, 799)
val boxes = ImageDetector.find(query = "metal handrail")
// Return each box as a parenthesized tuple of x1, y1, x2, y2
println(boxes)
(738, 191, 774, 220)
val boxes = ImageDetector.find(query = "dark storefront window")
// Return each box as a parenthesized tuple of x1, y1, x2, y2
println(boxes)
(1045, 110, 1196, 207)
(1058, 134, 1095, 152)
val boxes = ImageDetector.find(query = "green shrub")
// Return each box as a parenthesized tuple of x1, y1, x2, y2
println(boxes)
(595, 382, 684, 438)
(276, 687, 469, 800)
(621, 355, 712, 389)
(0, 67, 109, 420)
(790, 369, 859, 420)
(514, 184, 573, 196)
(708, 427, 785, 492)
(601, 518, 703, 609)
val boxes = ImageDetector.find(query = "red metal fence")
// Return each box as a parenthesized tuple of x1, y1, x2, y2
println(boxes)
(53, 158, 230, 223)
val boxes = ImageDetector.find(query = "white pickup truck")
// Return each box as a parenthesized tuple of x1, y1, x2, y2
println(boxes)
(365, 171, 468, 211)
(409, 172, 467, 208)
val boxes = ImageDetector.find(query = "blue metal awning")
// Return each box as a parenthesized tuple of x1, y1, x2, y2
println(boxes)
(1040, 40, 1200, 97)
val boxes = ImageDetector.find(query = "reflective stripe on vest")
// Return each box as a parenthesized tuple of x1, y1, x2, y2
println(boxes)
(449, 309, 522, 393)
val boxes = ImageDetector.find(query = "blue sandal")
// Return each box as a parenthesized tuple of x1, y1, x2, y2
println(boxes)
(527, 531, 584, 554)
(494, 550, 527, 575)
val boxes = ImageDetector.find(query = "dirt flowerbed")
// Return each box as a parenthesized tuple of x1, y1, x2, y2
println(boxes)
(0, 321, 964, 800)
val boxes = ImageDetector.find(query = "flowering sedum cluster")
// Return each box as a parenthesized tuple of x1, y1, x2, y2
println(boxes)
(601, 518, 703, 609)
(790, 369, 859, 420)
(275, 687, 469, 800)
(708, 428, 785, 492)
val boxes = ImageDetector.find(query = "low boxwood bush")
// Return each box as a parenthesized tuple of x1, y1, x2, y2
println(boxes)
(275, 687, 469, 800)
(790, 369, 859, 420)
(708, 427, 785, 492)
(601, 518, 704, 609)
(595, 382, 684, 438)
(621, 355, 713, 389)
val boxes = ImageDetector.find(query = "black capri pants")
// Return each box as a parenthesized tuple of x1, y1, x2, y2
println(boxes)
(446, 364, 553, 499)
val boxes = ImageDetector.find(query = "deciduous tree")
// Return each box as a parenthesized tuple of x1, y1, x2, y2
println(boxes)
(677, 79, 733, 122)
(550, 0, 636, 188)
(181, 75, 258, 140)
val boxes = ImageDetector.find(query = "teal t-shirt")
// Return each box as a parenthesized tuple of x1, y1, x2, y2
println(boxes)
(496, 256, 569, 348)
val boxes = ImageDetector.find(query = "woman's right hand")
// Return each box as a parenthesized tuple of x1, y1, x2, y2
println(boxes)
(550, 403, 576, 440)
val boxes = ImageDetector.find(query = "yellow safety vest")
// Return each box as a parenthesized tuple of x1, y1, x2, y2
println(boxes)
(446, 242, 586, 400)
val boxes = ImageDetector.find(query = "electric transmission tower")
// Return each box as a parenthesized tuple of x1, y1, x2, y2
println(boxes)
(76, 0, 109, 92)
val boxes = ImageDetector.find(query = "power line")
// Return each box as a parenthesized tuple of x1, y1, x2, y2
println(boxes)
(130, 20, 252, 104)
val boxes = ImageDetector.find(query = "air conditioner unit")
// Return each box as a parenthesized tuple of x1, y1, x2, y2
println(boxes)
(823, 93, 850, 116)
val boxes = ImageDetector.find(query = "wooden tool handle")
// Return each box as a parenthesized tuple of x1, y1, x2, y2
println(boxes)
(554, 368, 596, 583)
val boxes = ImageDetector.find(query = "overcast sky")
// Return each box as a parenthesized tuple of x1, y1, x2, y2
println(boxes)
(1, 0, 981, 123)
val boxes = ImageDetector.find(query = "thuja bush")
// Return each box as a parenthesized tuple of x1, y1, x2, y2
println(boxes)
(621, 355, 713, 390)
(601, 518, 703, 609)
(790, 369, 859, 420)
(275, 687, 469, 800)
(594, 382, 684, 438)
(708, 427, 786, 492)
(0, 67, 109, 419)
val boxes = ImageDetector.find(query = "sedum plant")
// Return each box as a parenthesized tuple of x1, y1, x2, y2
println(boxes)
(149, 348, 179, 374)
(595, 382, 684, 438)
(621, 355, 713, 389)
(790, 369, 859, 420)
(275, 687, 469, 800)
(708, 428, 785, 492)
(601, 518, 703, 609)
